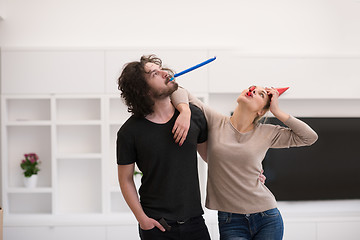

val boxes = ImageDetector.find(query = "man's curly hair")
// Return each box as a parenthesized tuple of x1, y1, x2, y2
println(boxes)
(117, 55, 174, 118)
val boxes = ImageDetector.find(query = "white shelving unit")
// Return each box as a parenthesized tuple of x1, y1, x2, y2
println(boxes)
(0, 95, 135, 218)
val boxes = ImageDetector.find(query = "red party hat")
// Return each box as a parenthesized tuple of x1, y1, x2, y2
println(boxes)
(276, 87, 289, 96)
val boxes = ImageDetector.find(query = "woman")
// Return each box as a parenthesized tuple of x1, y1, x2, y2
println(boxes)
(170, 85, 318, 240)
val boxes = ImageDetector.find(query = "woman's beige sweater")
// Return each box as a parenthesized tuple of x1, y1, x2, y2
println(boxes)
(171, 88, 318, 214)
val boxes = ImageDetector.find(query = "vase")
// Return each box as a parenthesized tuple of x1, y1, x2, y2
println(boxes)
(24, 175, 38, 188)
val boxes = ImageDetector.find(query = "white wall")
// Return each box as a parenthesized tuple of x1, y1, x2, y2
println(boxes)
(0, 0, 360, 55)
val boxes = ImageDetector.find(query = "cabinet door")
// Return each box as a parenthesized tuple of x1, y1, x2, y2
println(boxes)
(1, 50, 105, 94)
(105, 49, 209, 94)
(107, 225, 139, 240)
(208, 50, 360, 98)
(4, 226, 106, 240)
(317, 221, 360, 240)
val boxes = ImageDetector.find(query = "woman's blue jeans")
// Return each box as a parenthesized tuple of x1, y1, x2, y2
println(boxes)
(218, 208, 284, 240)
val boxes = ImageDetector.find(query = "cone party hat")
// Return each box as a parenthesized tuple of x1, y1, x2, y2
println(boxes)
(276, 87, 289, 96)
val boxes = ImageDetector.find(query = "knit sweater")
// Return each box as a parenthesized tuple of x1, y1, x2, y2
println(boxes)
(171, 88, 318, 214)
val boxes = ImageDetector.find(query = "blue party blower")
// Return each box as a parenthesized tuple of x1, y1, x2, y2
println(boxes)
(169, 56, 216, 81)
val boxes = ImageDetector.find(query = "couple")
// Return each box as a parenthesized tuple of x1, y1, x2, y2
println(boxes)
(116, 55, 318, 240)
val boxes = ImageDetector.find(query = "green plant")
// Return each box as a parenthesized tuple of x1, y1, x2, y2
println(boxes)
(134, 170, 143, 177)
(20, 153, 40, 177)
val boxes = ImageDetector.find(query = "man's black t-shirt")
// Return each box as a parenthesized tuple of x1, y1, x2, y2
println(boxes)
(116, 104, 207, 221)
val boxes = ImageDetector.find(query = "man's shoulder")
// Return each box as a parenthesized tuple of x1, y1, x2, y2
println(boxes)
(189, 103, 207, 129)
(189, 103, 204, 117)
(118, 115, 144, 135)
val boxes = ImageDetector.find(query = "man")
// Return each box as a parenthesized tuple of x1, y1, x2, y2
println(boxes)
(116, 55, 211, 240)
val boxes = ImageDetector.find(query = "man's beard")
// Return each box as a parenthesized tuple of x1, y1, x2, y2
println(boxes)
(150, 82, 179, 99)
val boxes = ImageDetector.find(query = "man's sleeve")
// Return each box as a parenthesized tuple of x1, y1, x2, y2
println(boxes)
(116, 128, 137, 165)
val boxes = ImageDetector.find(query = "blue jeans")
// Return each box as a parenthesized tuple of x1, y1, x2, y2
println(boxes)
(218, 208, 284, 240)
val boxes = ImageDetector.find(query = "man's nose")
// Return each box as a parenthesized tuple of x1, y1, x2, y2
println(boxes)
(160, 70, 168, 77)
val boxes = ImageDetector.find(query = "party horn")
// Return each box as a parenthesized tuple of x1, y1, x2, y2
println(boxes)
(169, 56, 216, 81)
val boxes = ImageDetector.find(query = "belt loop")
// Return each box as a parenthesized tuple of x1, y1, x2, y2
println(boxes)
(226, 213, 232, 223)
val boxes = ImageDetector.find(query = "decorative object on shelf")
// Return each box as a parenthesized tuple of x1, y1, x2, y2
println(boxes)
(133, 170, 143, 191)
(20, 153, 41, 188)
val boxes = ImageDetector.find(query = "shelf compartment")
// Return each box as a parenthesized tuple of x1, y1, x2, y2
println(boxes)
(109, 98, 131, 123)
(56, 125, 101, 154)
(110, 192, 131, 213)
(109, 124, 121, 187)
(57, 158, 102, 214)
(7, 126, 52, 188)
(6, 98, 51, 122)
(7, 187, 53, 193)
(56, 98, 101, 121)
(8, 193, 52, 214)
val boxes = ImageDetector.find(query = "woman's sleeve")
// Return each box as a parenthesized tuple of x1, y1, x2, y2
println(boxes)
(270, 115, 318, 148)
(171, 87, 221, 125)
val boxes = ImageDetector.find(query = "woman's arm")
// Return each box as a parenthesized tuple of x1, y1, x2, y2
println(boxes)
(171, 87, 222, 146)
(266, 88, 318, 147)
(172, 103, 191, 146)
(267, 87, 290, 123)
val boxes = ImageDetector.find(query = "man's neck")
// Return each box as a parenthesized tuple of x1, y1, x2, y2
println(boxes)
(145, 97, 175, 124)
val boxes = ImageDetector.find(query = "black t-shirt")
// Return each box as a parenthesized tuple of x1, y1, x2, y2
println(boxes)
(116, 104, 207, 221)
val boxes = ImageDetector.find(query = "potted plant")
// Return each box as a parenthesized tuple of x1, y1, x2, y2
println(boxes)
(133, 167, 142, 191)
(20, 153, 40, 188)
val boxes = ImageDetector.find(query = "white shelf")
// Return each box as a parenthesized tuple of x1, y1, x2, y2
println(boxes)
(6, 125, 52, 188)
(56, 153, 102, 160)
(56, 125, 101, 154)
(55, 120, 102, 125)
(8, 192, 52, 214)
(7, 187, 53, 193)
(109, 98, 131, 123)
(5, 121, 52, 126)
(57, 158, 102, 214)
(6, 98, 51, 122)
(56, 98, 101, 121)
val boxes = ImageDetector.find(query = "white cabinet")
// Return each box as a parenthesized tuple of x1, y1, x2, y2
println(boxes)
(4, 226, 107, 240)
(208, 50, 360, 99)
(1, 50, 105, 94)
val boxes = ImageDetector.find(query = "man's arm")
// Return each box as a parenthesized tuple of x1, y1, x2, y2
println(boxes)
(118, 164, 165, 231)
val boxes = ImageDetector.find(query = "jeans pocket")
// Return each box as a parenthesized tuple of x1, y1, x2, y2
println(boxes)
(218, 211, 231, 227)
(262, 208, 280, 217)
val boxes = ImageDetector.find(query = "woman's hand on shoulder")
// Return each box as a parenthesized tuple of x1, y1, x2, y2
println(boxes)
(172, 103, 191, 146)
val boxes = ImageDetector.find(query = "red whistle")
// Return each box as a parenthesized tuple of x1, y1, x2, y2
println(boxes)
(246, 86, 289, 97)
(247, 86, 256, 96)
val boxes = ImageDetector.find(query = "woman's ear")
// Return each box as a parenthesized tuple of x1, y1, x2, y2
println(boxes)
(257, 109, 267, 117)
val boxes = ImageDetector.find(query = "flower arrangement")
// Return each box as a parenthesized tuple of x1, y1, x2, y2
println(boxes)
(20, 153, 41, 177)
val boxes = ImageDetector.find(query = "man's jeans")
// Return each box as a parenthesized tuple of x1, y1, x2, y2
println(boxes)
(218, 208, 284, 240)
(139, 215, 211, 240)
